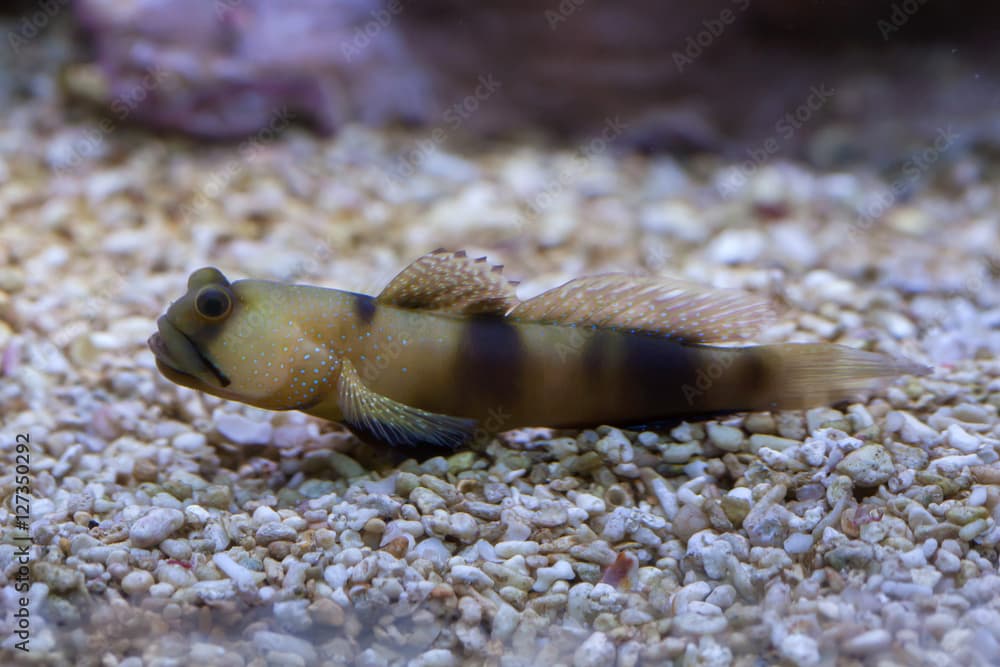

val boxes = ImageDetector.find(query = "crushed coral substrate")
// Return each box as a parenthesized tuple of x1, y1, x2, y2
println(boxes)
(2, 21, 1000, 667)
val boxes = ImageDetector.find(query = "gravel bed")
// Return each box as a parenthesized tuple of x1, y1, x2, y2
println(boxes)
(2, 17, 1000, 667)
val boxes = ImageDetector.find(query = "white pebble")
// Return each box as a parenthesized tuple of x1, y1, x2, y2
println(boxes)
(941, 628, 976, 654)
(410, 487, 447, 514)
(190, 643, 225, 662)
(780, 633, 820, 667)
(466, 539, 497, 563)
(876, 311, 916, 339)
(749, 434, 800, 453)
(449, 565, 493, 588)
(494, 541, 540, 558)
(121, 570, 154, 595)
(492, 603, 519, 641)
(323, 563, 349, 590)
(184, 505, 211, 526)
(847, 404, 875, 430)
(159, 539, 192, 561)
(252, 505, 282, 527)
(639, 200, 700, 238)
(573, 631, 616, 667)
(155, 563, 195, 588)
(929, 453, 982, 476)
(172, 431, 207, 452)
(886, 411, 939, 445)
(673, 580, 712, 613)
(909, 566, 942, 590)
(573, 493, 606, 515)
(148, 583, 174, 598)
(213, 552, 265, 588)
(704, 584, 736, 609)
(968, 486, 988, 507)
(959, 519, 989, 542)
(447, 512, 478, 543)
(727, 487, 753, 502)
(707, 423, 744, 452)
(835, 444, 894, 487)
(381, 519, 425, 544)
(843, 629, 891, 655)
(336, 547, 363, 566)
(706, 228, 764, 264)
(945, 424, 981, 453)
(215, 413, 273, 445)
(935, 549, 961, 573)
(501, 517, 532, 541)
(621, 608, 653, 625)
(661, 442, 702, 463)
(411, 649, 457, 667)
(922, 538, 939, 558)
(129, 508, 184, 548)
(899, 547, 927, 568)
(533, 560, 575, 592)
(672, 609, 727, 635)
(596, 431, 634, 464)
(255, 521, 297, 545)
(252, 631, 317, 664)
(783, 533, 813, 555)
(412, 538, 451, 567)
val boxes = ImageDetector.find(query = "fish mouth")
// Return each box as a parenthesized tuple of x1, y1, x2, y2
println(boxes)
(149, 316, 231, 388)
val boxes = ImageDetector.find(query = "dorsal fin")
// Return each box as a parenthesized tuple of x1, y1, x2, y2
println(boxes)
(507, 274, 775, 343)
(377, 249, 520, 316)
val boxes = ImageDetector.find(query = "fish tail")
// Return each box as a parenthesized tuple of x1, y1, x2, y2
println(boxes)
(748, 343, 929, 411)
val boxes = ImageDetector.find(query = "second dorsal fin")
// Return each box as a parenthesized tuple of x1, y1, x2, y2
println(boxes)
(376, 249, 520, 316)
(507, 274, 775, 343)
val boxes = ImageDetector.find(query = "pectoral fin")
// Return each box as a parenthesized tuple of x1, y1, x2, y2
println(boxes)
(337, 359, 478, 449)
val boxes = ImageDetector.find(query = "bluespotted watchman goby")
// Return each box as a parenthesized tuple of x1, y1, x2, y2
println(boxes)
(149, 249, 928, 449)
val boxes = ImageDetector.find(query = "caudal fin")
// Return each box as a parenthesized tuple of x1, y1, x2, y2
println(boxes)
(757, 343, 929, 411)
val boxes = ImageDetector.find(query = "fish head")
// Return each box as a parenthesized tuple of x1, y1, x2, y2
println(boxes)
(149, 267, 307, 408)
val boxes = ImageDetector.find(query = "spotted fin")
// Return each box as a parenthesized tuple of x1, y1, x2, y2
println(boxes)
(377, 249, 520, 316)
(337, 359, 478, 449)
(507, 274, 775, 343)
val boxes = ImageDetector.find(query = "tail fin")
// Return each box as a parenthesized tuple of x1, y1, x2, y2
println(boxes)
(755, 343, 929, 411)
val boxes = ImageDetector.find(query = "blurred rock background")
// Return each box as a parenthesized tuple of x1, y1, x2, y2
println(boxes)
(8, 0, 994, 164)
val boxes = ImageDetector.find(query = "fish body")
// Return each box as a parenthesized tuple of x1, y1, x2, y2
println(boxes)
(150, 250, 927, 448)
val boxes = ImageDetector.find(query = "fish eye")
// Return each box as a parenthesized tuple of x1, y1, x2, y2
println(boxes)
(195, 286, 232, 320)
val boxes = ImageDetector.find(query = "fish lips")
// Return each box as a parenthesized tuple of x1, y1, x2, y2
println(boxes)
(149, 316, 231, 388)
